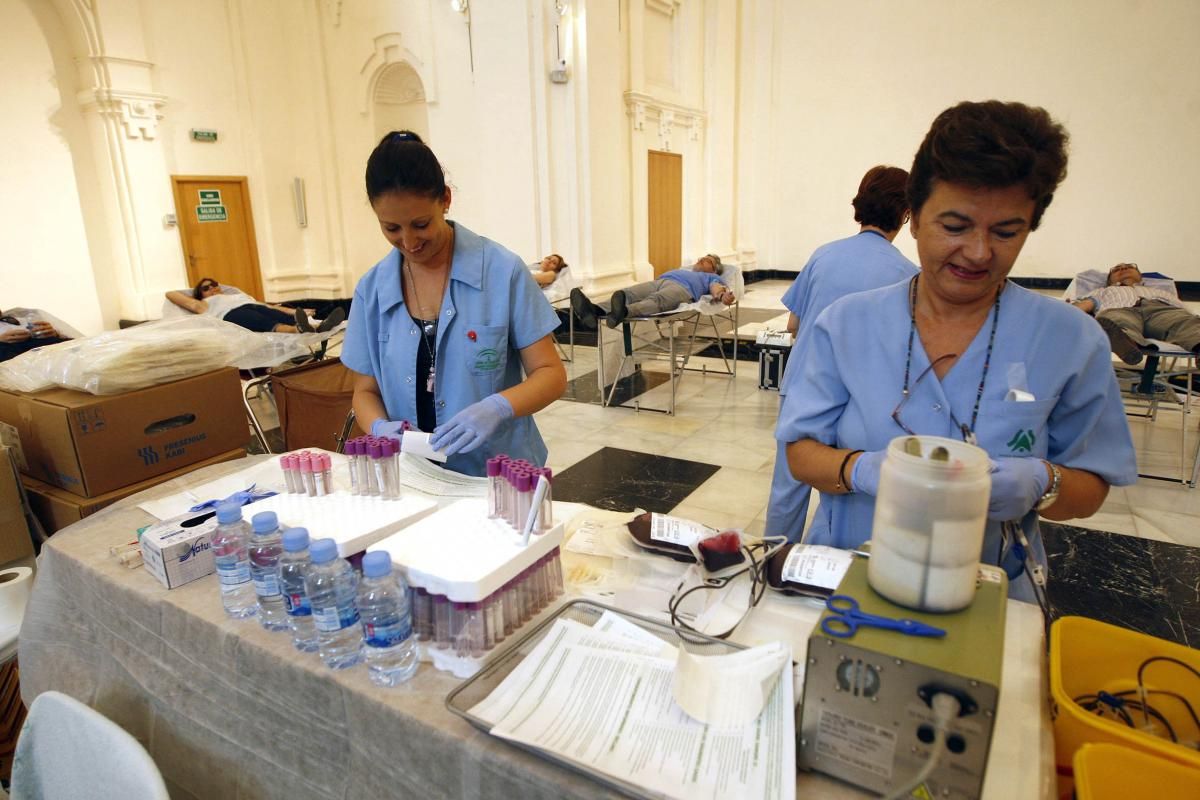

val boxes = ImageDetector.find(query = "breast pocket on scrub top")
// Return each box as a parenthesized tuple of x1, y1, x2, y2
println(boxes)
(467, 324, 509, 389)
(985, 396, 1058, 459)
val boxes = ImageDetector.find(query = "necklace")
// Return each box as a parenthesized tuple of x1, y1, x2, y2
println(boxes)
(404, 260, 449, 394)
(900, 275, 1002, 445)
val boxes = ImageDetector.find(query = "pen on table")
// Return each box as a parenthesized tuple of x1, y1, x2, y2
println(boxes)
(521, 474, 550, 546)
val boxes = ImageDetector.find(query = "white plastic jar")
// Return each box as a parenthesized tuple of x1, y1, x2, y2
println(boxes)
(867, 435, 991, 612)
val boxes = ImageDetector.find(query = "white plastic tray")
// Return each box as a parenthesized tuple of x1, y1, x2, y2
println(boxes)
(241, 491, 437, 557)
(368, 498, 564, 602)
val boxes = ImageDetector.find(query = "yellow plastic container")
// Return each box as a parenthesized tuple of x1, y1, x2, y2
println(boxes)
(1073, 743, 1200, 799)
(1050, 616, 1200, 782)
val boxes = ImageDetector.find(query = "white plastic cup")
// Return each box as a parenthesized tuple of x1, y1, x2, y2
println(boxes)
(867, 435, 990, 612)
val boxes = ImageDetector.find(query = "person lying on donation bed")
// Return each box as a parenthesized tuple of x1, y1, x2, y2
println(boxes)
(342, 130, 567, 477)
(1069, 262, 1200, 364)
(777, 100, 1137, 602)
(166, 279, 345, 334)
(0, 309, 71, 362)
(766, 164, 919, 543)
(569, 254, 735, 329)
(531, 254, 568, 288)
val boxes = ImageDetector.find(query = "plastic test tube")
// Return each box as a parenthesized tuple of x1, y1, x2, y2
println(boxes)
(413, 587, 432, 641)
(280, 454, 298, 494)
(357, 439, 373, 496)
(389, 435, 402, 495)
(383, 438, 400, 498)
(485, 591, 500, 647)
(537, 468, 554, 531)
(486, 458, 501, 519)
(367, 440, 385, 497)
(433, 594, 451, 649)
(346, 439, 360, 495)
(298, 452, 316, 496)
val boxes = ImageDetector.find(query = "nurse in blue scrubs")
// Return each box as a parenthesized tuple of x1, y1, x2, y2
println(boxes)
(777, 101, 1137, 601)
(343, 131, 567, 476)
(766, 165, 918, 542)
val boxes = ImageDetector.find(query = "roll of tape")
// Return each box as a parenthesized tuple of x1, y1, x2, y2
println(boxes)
(0, 567, 33, 630)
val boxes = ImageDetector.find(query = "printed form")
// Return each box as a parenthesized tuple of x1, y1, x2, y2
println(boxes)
(470, 614, 795, 800)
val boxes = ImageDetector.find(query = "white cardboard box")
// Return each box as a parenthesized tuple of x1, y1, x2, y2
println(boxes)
(140, 512, 217, 589)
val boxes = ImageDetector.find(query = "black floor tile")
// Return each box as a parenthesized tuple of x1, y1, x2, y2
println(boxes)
(552, 446, 720, 513)
(1042, 522, 1200, 646)
(560, 369, 672, 405)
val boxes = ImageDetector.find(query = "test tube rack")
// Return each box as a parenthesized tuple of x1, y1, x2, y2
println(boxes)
(369, 498, 566, 677)
(241, 491, 438, 558)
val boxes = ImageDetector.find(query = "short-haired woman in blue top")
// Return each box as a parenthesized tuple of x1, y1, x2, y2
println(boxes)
(342, 131, 567, 477)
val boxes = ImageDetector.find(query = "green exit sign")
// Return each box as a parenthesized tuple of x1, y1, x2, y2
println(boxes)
(190, 129, 218, 143)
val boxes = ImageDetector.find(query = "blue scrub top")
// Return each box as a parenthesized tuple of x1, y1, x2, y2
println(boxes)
(766, 231, 917, 542)
(342, 222, 560, 477)
(781, 231, 917, 344)
(776, 280, 1137, 597)
(661, 269, 723, 300)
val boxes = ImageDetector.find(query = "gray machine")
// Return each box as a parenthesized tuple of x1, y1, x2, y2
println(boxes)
(798, 558, 1008, 799)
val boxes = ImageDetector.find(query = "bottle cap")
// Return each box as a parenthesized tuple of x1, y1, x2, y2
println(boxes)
(320, 453, 333, 469)
(368, 441, 382, 459)
(215, 503, 242, 525)
(282, 527, 310, 552)
(298, 455, 312, 473)
(344, 440, 358, 457)
(362, 551, 393, 578)
(382, 438, 396, 457)
(309, 538, 339, 564)
(251, 511, 278, 533)
(517, 471, 532, 492)
(486, 458, 501, 477)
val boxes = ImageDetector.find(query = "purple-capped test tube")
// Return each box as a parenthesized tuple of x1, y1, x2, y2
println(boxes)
(367, 439, 384, 496)
(382, 437, 399, 498)
(486, 457, 502, 519)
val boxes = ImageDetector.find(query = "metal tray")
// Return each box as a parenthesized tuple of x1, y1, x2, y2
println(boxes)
(444, 598, 746, 799)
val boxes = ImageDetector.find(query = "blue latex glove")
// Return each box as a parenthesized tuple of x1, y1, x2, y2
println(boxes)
(189, 484, 277, 512)
(988, 457, 1051, 521)
(430, 394, 514, 456)
(849, 450, 886, 496)
(371, 418, 410, 438)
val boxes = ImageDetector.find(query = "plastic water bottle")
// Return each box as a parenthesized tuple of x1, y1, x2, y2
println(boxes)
(357, 552, 419, 686)
(211, 503, 257, 619)
(248, 511, 289, 631)
(279, 527, 319, 652)
(305, 538, 362, 669)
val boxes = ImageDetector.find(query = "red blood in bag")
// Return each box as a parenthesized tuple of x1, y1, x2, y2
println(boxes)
(699, 530, 741, 554)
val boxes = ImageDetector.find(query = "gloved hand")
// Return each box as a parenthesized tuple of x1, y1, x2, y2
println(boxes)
(849, 450, 887, 496)
(988, 457, 1051, 521)
(430, 394, 514, 456)
(371, 418, 410, 438)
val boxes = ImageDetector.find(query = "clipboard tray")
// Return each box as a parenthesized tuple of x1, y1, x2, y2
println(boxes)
(444, 598, 746, 799)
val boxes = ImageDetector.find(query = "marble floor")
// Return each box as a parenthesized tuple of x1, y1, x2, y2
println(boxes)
(539, 279, 1200, 549)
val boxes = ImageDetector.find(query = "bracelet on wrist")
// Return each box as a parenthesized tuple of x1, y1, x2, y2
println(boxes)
(836, 449, 864, 493)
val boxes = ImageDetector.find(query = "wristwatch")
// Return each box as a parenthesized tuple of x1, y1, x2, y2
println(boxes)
(1036, 462, 1062, 511)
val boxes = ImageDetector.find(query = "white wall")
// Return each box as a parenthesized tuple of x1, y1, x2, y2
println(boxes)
(749, 0, 1200, 280)
(0, 0, 103, 334)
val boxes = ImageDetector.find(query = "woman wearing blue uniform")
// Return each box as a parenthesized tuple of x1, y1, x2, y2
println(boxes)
(766, 165, 918, 542)
(342, 131, 567, 476)
(777, 101, 1137, 601)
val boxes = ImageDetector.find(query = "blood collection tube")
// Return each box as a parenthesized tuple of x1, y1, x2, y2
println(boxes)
(413, 587, 432, 642)
(537, 468, 554, 531)
(486, 458, 501, 518)
(322, 453, 334, 495)
(280, 454, 296, 493)
(484, 592, 499, 648)
(551, 547, 564, 596)
(502, 579, 516, 636)
(450, 601, 466, 655)
(297, 452, 315, 496)
(346, 439, 360, 495)
(516, 471, 533, 531)
(389, 436, 401, 495)
(382, 438, 400, 498)
(357, 438, 372, 495)
(459, 602, 484, 658)
(367, 440, 385, 497)
(433, 594, 451, 649)
(313, 455, 328, 496)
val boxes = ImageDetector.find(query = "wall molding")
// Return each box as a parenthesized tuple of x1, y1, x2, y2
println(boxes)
(623, 90, 704, 152)
(645, 0, 682, 18)
(360, 32, 436, 114)
(76, 87, 167, 140)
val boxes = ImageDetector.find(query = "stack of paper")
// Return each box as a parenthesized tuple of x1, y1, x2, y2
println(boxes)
(469, 611, 795, 800)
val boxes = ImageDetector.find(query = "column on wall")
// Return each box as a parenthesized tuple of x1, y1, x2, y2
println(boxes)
(702, 0, 747, 271)
(55, 0, 184, 321)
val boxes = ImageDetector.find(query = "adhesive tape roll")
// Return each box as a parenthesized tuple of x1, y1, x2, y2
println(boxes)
(0, 567, 33, 630)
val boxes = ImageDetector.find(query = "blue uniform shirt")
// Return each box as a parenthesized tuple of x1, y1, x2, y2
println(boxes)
(661, 269, 723, 300)
(342, 222, 560, 476)
(776, 280, 1137, 599)
(767, 232, 917, 542)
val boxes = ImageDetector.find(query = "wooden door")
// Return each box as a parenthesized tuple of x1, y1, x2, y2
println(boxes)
(647, 151, 682, 278)
(171, 176, 264, 300)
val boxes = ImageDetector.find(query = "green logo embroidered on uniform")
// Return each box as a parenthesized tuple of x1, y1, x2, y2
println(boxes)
(473, 348, 501, 372)
(1007, 429, 1036, 452)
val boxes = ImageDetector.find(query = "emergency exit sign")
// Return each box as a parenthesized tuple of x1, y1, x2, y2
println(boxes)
(196, 189, 227, 222)
(190, 129, 218, 142)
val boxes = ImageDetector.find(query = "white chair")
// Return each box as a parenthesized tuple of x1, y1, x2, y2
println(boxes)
(9, 691, 169, 800)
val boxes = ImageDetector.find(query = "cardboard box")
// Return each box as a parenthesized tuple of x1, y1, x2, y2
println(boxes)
(0, 368, 247, 497)
(0, 447, 34, 564)
(140, 511, 216, 589)
(21, 447, 247, 535)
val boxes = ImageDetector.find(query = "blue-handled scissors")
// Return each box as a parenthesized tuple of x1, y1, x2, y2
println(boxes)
(821, 594, 947, 639)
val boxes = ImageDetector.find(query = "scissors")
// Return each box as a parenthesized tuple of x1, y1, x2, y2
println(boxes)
(821, 595, 947, 639)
